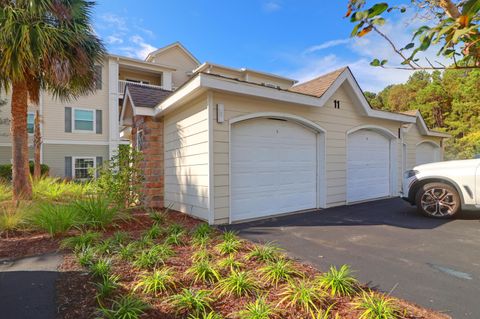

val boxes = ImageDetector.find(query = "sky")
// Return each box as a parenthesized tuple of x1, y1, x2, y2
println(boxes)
(92, 0, 438, 92)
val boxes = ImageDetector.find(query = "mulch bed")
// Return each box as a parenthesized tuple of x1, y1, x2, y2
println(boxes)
(1, 210, 451, 319)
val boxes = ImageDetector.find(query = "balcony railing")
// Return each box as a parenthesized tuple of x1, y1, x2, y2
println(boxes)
(118, 80, 164, 97)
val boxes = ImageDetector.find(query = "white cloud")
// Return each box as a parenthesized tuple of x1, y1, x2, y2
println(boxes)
(304, 39, 351, 54)
(101, 13, 128, 31)
(263, 1, 281, 12)
(106, 35, 123, 45)
(121, 35, 156, 59)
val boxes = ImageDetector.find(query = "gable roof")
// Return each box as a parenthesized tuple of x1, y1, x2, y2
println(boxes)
(401, 110, 451, 138)
(145, 41, 200, 65)
(126, 84, 172, 108)
(289, 67, 347, 97)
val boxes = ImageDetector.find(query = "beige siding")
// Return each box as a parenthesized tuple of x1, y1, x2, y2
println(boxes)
(43, 144, 108, 177)
(42, 60, 110, 142)
(163, 95, 209, 221)
(150, 47, 199, 88)
(245, 72, 293, 90)
(403, 124, 443, 170)
(0, 146, 11, 164)
(212, 84, 405, 223)
(119, 69, 162, 86)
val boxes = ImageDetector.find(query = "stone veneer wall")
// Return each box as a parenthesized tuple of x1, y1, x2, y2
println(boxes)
(132, 115, 164, 208)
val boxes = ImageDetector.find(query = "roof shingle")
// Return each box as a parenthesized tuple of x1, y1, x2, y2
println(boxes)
(288, 67, 347, 97)
(126, 84, 172, 108)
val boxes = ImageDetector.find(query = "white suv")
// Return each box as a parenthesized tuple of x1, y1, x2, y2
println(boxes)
(402, 159, 480, 218)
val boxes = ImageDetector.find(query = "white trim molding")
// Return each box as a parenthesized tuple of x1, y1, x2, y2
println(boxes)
(43, 140, 110, 146)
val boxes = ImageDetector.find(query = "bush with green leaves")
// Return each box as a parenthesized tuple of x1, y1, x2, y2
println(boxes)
(74, 196, 122, 229)
(354, 292, 399, 319)
(0, 162, 49, 182)
(169, 289, 213, 316)
(260, 258, 301, 286)
(143, 223, 163, 240)
(187, 260, 221, 284)
(133, 244, 174, 269)
(30, 202, 79, 236)
(119, 242, 137, 261)
(217, 271, 258, 297)
(61, 231, 101, 251)
(111, 231, 131, 246)
(217, 254, 244, 272)
(134, 268, 176, 296)
(95, 145, 144, 208)
(192, 249, 212, 263)
(237, 297, 276, 319)
(32, 177, 91, 202)
(148, 208, 166, 225)
(168, 223, 185, 236)
(165, 231, 186, 246)
(278, 278, 326, 314)
(215, 237, 243, 255)
(95, 274, 120, 300)
(89, 258, 112, 279)
(192, 223, 214, 240)
(318, 264, 359, 297)
(0, 182, 12, 201)
(247, 242, 282, 262)
(0, 202, 31, 236)
(97, 294, 147, 319)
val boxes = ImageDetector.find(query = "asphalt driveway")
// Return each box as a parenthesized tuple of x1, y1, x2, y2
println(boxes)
(226, 198, 480, 319)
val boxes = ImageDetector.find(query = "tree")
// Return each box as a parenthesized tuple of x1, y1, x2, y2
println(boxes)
(0, 0, 105, 200)
(33, 110, 41, 180)
(347, 0, 480, 70)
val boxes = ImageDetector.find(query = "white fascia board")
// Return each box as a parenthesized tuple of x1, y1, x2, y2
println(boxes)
(415, 112, 451, 137)
(155, 76, 203, 116)
(135, 107, 155, 116)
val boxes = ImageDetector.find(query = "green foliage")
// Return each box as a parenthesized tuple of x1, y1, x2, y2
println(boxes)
(192, 249, 213, 263)
(134, 268, 176, 296)
(0, 182, 12, 201)
(318, 264, 359, 297)
(278, 279, 325, 314)
(95, 274, 120, 300)
(237, 297, 276, 319)
(168, 223, 185, 235)
(192, 223, 214, 240)
(217, 254, 244, 272)
(187, 312, 223, 319)
(119, 242, 137, 261)
(93, 238, 117, 256)
(111, 231, 131, 246)
(0, 202, 30, 235)
(95, 146, 144, 208)
(187, 260, 221, 284)
(133, 244, 174, 269)
(97, 295, 147, 319)
(76, 247, 96, 267)
(30, 203, 79, 236)
(191, 235, 210, 248)
(148, 209, 166, 225)
(143, 224, 163, 240)
(74, 196, 122, 230)
(221, 230, 238, 242)
(32, 177, 91, 202)
(169, 289, 213, 315)
(260, 258, 301, 286)
(0, 162, 49, 182)
(217, 271, 258, 297)
(354, 292, 399, 319)
(165, 231, 186, 246)
(247, 242, 282, 262)
(61, 231, 101, 251)
(215, 237, 243, 255)
(89, 258, 111, 279)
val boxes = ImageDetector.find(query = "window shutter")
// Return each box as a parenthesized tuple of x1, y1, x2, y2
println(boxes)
(96, 156, 103, 178)
(96, 110, 102, 134)
(94, 65, 102, 90)
(65, 107, 72, 133)
(65, 157, 72, 179)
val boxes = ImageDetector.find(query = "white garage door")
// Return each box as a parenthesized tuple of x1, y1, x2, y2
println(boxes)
(347, 129, 390, 203)
(416, 142, 439, 165)
(231, 118, 317, 222)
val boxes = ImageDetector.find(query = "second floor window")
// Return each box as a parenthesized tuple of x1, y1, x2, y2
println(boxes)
(27, 112, 34, 134)
(74, 109, 94, 132)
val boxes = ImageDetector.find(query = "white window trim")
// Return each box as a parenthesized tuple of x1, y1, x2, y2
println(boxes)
(72, 156, 96, 180)
(27, 112, 35, 135)
(72, 107, 96, 133)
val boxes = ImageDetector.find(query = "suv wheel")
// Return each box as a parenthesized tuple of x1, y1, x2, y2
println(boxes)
(415, 182, 461, 218)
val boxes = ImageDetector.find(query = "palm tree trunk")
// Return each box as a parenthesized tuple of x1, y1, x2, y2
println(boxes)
(11, 81, 32, 200)
(33, 110, 42, 180)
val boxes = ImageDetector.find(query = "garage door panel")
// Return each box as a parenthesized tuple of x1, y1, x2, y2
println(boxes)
(231, 118, 317, 221)
(416, 142, 439, 166)
(347, 130, 390, 203)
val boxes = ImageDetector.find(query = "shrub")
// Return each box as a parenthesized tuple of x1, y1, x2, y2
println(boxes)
(0, 162, 49, 181)
(247, 242, 282, 262)
(0, 202, 30, 235)
(95, 274, 120, 300)
(30, 203, 79, 236)
(237, 297, 276, 319)
(278, 279, 325, 314)
(93, 238, 117, 256)
(191, 235, 210, 248)
(187, 260, 220, 284)
(74, 196, 121, 229)
(169, 289, 213, 316)
(111, 231, 131, 246)
(97, 294, 147, 319)
(119, 242, 137, 261)
(76, 247, 96, 267)
(0, 182, 12, 201)
(217, 271, 258, 297)
(32, 177, 90, 202)
(61, 231, 101, 251)
(134, 268, 176, 296)
(133, 245, 174, 269)
(354, 292, 399, 319)
(192, 223, 214, 240)
(217, 255, 244, 272)
(221, 230, 238, 242)
(165, 231, 185, 246)
(143, 224, 163, 240)
(215, 238, 242, 255)
(318, 264, 359, 297)
(260, 259, 301, 286)
(148, 208, 166, 225)
(192, 249, 213, 263)
(168, 223, 185, 235)
(89, 258, 111, 279)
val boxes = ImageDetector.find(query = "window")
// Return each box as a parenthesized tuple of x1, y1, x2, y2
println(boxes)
(27, 112, 34, 134)
(74, 157, 95, 179)
(74, 109, 94, 132)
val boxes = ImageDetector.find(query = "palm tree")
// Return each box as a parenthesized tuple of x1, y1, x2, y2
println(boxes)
(0, 0, 105, 200)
